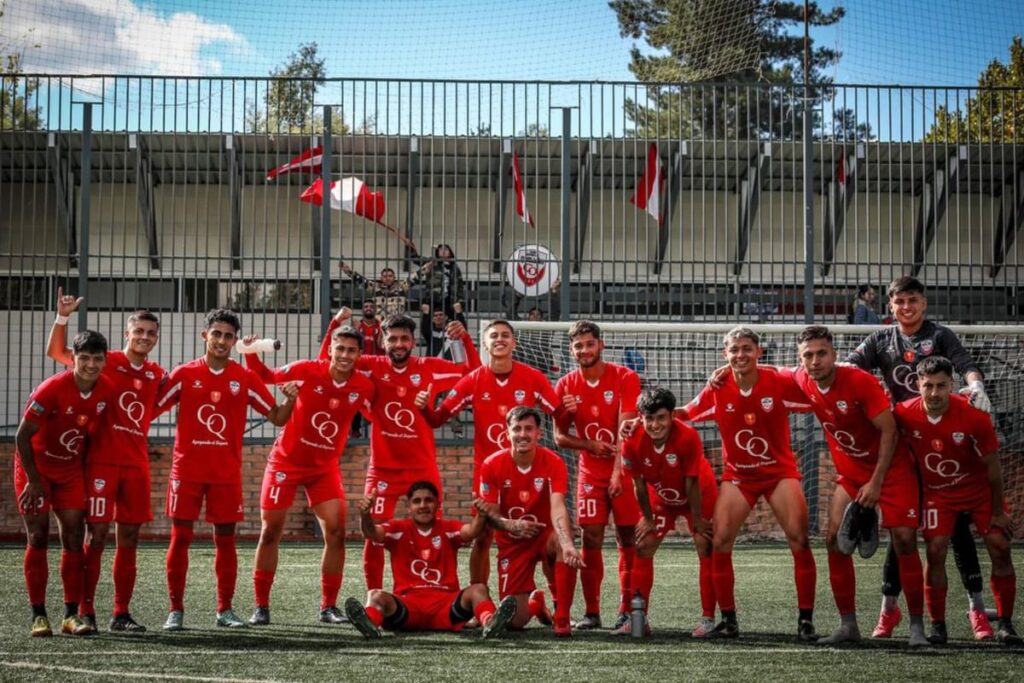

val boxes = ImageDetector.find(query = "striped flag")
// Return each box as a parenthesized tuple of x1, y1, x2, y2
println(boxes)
(511, 151, 535, 227)
(630, 143, 664, 225)
(266, 146, 322, 181)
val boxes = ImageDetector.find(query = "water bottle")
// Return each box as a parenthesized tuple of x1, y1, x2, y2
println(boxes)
(448, 339, 467, 363)
(630, 590, 646, 638)
(235, 338, 282, 354)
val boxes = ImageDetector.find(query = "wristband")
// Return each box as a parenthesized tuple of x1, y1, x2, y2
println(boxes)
(54, 314, 69, 325)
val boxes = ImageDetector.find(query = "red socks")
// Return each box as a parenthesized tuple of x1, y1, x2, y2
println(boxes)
(363, 540, 385, 591)
(632, 555, 655, 612)
(112, 546, 138, 615)
(166, 524, 193, 612)
(580, 546, 604, 614)
(474, 598, 497, 626)
(321, 572, 343, 611)
(990, 574, 1016, 620)
(712, 551, 736, 612)
(827, 551, 856, 615)
(24, 546, 48, 606)
(698, 554, 716, 618)
(924, 584, 947, 623)
(213, 534, 238, 613)
(553, 561, 577, 622)
(618, 545, 636, 612)
(253, 569, 275, 609)
(365, 605, 384, 627)
(60, 550, 84, 606)
(792, 547, 817, 610)
(896, 551, 925, 617)
(81, 543, 104, 616)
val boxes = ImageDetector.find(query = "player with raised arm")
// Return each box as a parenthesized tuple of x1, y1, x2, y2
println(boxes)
(847, 276, 995, 640)
(787, 326, 928, 647)
(415, 319, 573, 587)
(478, 406, 584, 636)
(46, 289, 165, 633)
(343, 481, 520, 639)
(154, 309, 296, 631)
(243, 326, 375, 626)
(553, 320, 642, 632)
(16, 329, 112, 637)
(622, 387, 717, 638)
(895, 356, 1020, 646)
(321, 307, 480, 590)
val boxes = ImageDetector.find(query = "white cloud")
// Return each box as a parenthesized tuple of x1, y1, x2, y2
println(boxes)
(5, 0, 249, 76)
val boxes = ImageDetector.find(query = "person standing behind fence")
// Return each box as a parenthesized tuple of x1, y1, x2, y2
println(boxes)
(340, 262, 414, 318)
(848, 285, 881, 324)
(412, 244, 465, 319)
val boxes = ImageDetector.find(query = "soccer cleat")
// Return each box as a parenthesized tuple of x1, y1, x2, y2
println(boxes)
(553, 616, 573, 637)
(30, 615, 52, 638)
(319, 606, 349, 624)
(857, 506, 880, 559)
(80, 613, 98, 634)
(482, 596, 518, 639)
(797, 618, 821, 642)
(248, 606, 270, 626)
(611, 612, 630, 634)
(817, 622, 861, 645)
(691, 616, 716, 638)
(612, 615, 652, 637)
(574, 613, 602, 630)
(871, 606, 902, 638)
(908, 625, 930, 648)
(995, 620, 1023, 646)
(162, 610, 184, 631)
(61, 614, 93, 636)
(216, 609, 247, 628)
(528, 590, 553, 627)
(968, 608, 994, 640)
(836, 502, 860, 556)
(344, 597, 381, 639)
(927, 621, 948, 645)
(704, 620, 740, 639)
(109, 613, 146, 633)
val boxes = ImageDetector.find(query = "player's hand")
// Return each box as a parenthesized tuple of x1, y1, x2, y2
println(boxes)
(339, 261, 352, 274)
(561, 545, 584, 569)
(991, 511, 1014, 537)
(855, 479, 882, 509)
(421, 303, 430, 315)
(445, 320, 467, 339)
(509, 518, 545, 539)
(693, 517, 712, 539)
(635, 516, 655, 543)
(241, 334, 258, 346)
(607, 473, 623, 498)
(18, 481, 46, 514)
(707, 365, 730, 390)
(357, 495, 375, 515)
(56, 286, 84, 317)
(333, 306, 353, 323)
(413, 384, 433, 409)
(619, 417, 640, 440)
(279, 382, 300, 401)
(588, 439, 617, 458)
(560, 393, 578, 413)
(453, 301, 463, 315)
(961, 382, 993, 414)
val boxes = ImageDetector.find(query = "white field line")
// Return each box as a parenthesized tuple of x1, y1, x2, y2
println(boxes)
(0, 648, 915, 657)
(0, 660, 296, 683)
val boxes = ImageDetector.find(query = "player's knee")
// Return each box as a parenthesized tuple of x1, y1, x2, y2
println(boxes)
(87, 523, 111, 547)
(581, 526, 604, 548)
(366, 589, 386, 606)
(891, 528, 917, 555)
(636, 541, 657, 559)
(26, 528, 48, 549)
(116, 524, 141, 547)
(464, 583, 489, 602)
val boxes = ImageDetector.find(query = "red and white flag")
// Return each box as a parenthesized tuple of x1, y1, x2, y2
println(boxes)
(300, 177, 385, 223)
(836, 155, 847, 186)
(511, 151, 535, 227)
(266, 146, 323, 181)
(630, 142, 664, 225)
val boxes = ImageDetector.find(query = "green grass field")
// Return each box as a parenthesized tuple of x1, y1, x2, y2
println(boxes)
(0, 541, 1021, 682)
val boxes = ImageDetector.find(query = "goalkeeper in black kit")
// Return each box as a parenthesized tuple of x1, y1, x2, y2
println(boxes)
(846, 275, 996, 641)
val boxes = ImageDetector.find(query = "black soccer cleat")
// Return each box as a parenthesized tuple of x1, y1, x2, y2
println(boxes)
(109, 612, 146, 633)
(996, 619, 1023, 646)
(248, 606, 270, 626)
(836, 502, 860, 556)
(344, 598, 381, 639)
(857, 505, 880, 559)
(704, 620, 740, 639)
(927, 620, 948, 645)
(319, 606, 349, 624)
(797, 618, 821, 642)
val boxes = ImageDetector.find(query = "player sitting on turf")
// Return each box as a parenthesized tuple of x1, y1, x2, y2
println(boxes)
(16, 329, 112, 637)
(894, 356, 1021, 646)
(622, 387, 718, 638)
(344, 481, 520, 639)
(477, 406, 584, 636)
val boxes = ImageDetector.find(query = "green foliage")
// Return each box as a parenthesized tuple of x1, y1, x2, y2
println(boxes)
(247, 42, 349, 135)
(1, 2, 42, 131)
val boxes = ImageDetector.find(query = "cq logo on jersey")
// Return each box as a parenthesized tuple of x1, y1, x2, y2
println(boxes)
(924, 451, 966, 484)
(118, 390, 146, 430)
(655, 485, 685, 504)
(409, 559, 442, 584)
(486, 423, 510, 448)
(822, 422, 869, 458)
(57, 429, 84, 457)
(311, 411, 340, 442)
(384, 401, 416, 432)
(583, 423, 615, 444)
(197, 404, 227, 441)
(734, 429, 771, 461)
(507, 507, 539, 523)
(891, 365, 920, 395)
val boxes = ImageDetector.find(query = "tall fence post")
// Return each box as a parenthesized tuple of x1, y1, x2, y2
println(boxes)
(558, 107, 573, 321)
(319, 106, 333, 338)
(78, 103, 95, 332)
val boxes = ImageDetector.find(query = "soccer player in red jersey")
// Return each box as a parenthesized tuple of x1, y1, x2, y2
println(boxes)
(351, 300, 383, 438)
(895, 356, 1021, 646)
(243, 326, 375, 626)
(680, 326, 818, 641)
(154, 309, 296, 631)
(322, 307, 480, 590)
(16, 329, 112, 637)
(553, 320, 641, 631)
(622, 387, 717, 638)
(478, 406, 583, 636)
(416, 319, 572, 586)
(343, 481, 520, 639)
(46, 289, 165, 632)
(787, 326, 927, 647)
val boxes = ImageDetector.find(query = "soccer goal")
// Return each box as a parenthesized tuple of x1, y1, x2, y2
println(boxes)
(498, 320, 1024, 541)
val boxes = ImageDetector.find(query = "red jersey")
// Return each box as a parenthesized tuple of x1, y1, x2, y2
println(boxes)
(787, 365, 894, 484)
(259, 359, 375, 470)
(19, 370, 113, 478)
(479, 446, 569, 546)
(438, 361, 560, 462)
(622, 418, 716, 505)
(357, 318, 383, 356)
(88, 351, 166, 469)
(156, 357, 276, 484)
(895, 394, 1000, 504)
(555, 362, 642, 486)
(684, 366, 811, 482)
(381, 517, 465, 593)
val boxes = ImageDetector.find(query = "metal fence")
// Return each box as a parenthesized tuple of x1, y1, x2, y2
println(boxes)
(2, 76, 1022, 436)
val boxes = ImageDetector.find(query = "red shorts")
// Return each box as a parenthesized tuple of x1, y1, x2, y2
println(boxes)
(725, 474, 799, 508)
(364, 468, 442, 522)
(390, 588, 466, 631)
(922, 489, 1004, 540)
(837, 458, 920, 530)
(576, 476, 641, 527)
(13, 460, 85, 514)
(84, 462, 152, 524)
(166, 478, 244, 524)
(260, 465, 344, 511)
(496, 528, 553, 598)
(650, 481, 717, 538)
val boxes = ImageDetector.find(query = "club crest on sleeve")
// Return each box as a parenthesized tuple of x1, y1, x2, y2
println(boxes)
(229, 381, 241, 395)
(533, 477, 544, 492)
(760, 397, 774, 412)
(514, 389, 526, 404)
(210, 391, 222, 403)
(28, 401, 45, 416)
(275, 471, 287, 483)
(744, 413, 757, 425)
(665, 453, 678, 466)
(952, 432, 965, 444)
(93, 478, 106, 492)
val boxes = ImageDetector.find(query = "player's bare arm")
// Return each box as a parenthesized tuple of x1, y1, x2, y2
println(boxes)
(472, 499, 544, 539)
(14, 419, 45, 513)
(686, 476, 711, 539)
(45, 286, 83, 367)
(265, 382, 300, 427)
(984, 451, 1013, 535)
(633, 474, 656, 542)
(358, 496, 387, 543)
(550, 492, 584, 568)
(858, 409, 899, 508)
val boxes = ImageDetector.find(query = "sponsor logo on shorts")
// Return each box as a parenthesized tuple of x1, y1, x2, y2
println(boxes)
(275, 471, 286, 483)
(377, 481, 389, 492)
(93, 478, 106, 492)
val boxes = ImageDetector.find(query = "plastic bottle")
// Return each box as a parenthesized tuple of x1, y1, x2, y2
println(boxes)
(235, 338, 282, 354)
(630, 590, 646, 638)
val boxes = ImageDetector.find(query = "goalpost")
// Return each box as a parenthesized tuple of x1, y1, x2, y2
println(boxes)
(492, 320, 1024, 542)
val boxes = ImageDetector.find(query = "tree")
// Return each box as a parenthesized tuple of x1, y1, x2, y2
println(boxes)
(925, 35, 1024, 143)
(829, 107, 874, 141)
(1, 2, 42, 130)
(246, 42, 349, 135)
(610, 0, 844, 139)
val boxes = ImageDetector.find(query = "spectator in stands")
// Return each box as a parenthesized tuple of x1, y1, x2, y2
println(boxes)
(848, 284, 881, 324)
(339, 262, 413, 318)
(504, 278, 561, 322)
(420, 304, 467, 359)
(412, 244, 464, 319)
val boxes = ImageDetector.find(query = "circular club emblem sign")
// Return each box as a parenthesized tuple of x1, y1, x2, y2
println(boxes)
(506, 244, 559, 296)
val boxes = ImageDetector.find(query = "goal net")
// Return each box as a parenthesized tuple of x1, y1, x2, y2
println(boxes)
(497, 320, 1024, 542)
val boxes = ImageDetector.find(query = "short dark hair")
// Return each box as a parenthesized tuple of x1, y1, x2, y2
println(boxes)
(126, 309, 160, 329)
(72, 330, 108, 355)
(917, 355, 954, 379)
(380, 268, 396, 277)
(205, 308, 241, 333)
(857, 284, 875, 298)
(331, 325, 363, 346)
(637, 387, 676, 416)
(506, 405, 542, 427)
(484, 319, 515, 336)
(723, 326, 759, 347)
(381, 314, 416, 335)
(887, 276, 925, 299)
(568, 319, 601, 341)
(797, 325, 833, 346)
(406, 480, 439, 499)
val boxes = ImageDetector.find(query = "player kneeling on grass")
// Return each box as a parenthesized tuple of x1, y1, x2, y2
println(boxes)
(345, 481, 519, 639)
(895, 356, 1021, 646)
(622, 387, 718, 638)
